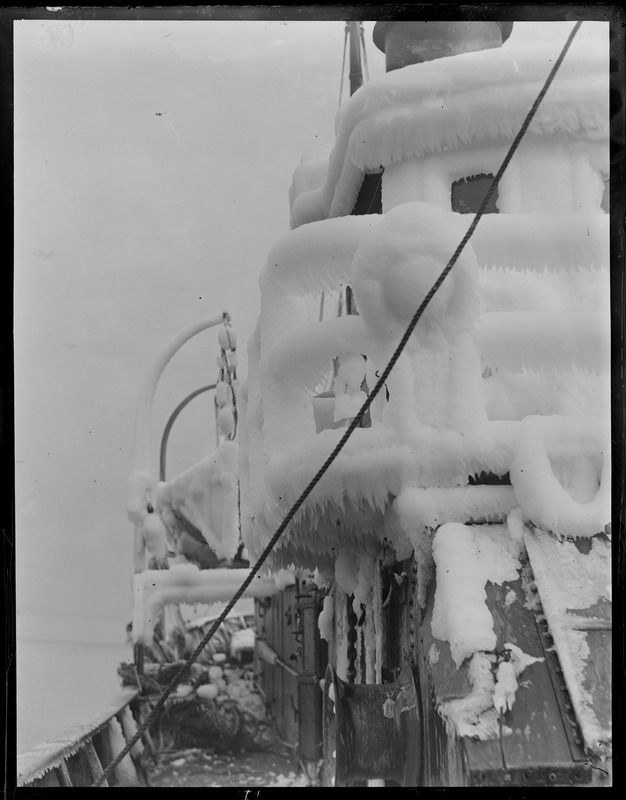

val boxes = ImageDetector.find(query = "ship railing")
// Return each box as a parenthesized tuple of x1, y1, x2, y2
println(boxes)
(16, 688, 151, 787)
(247, 206, 609, 554)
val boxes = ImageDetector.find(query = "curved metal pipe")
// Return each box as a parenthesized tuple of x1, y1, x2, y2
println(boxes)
(131, 312, 226, 475)
(159, 384, 216, 482)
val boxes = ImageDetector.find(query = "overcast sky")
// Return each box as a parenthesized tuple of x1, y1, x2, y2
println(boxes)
(13, 17, 386, 637)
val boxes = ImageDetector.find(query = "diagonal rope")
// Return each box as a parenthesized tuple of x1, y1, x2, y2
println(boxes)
(93, 20, 582, 786)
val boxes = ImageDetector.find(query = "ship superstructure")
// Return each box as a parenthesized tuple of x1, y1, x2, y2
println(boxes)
(241, 20, 611, 786)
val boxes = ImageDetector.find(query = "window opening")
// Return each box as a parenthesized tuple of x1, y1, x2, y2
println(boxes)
(452, 173, 499, 214)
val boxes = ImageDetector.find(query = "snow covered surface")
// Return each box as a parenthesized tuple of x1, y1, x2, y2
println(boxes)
(244, 190, 608, 563)
(132, 565, 291, 644)
(289, 146, 331, 210)
(469, 214, 608, 273)
(157, 442, 240, 560)
(476, 311, 609, 374)
(229, 627, 255, 656)
(127, 469, 155, 525)
(318, 593, 335, 642)
(266, 215, 381, 296)
(291, 22, 608, 226)
(391, 485, 516, 536)
(148, 747, 310, 788)
(17, 689, 138, 785)
(492, 642, 544, 714)
(492, 659, 518, 713)
(240, 22, 610, 750)
(431, 522, 522, 666)
(439, 638, 544, 741)
(141, 511, 169, 565)
(271, 214, 607, 304)
(438, 652, 503, 740)
(523, 527, 611, 756)
(510, 415, 610, 538)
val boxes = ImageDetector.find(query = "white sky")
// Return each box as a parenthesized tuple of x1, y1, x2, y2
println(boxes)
(14, 17, 386, 636)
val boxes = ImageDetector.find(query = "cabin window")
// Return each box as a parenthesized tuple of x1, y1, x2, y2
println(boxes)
(451, 173, 499, 214)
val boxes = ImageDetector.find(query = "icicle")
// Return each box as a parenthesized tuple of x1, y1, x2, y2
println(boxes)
(218, 325, 237, 352)
(142, 511, 168, 566)
(217, 405, 236, 438)
(318, 594, 335, 642)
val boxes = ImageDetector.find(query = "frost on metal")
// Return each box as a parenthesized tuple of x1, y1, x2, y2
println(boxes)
(131, 565, 291, 644)
(238, 19, 610, 754)
(17, 690, 138, 786)
(524, 528, 611, 756)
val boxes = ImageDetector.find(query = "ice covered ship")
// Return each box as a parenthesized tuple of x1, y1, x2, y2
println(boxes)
(240, 20, 612, 786)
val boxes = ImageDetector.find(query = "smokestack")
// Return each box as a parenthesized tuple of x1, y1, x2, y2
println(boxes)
(373, 21, 513, 71)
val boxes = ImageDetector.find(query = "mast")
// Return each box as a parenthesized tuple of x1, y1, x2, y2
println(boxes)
(346, 21, 364, 315)
(347, 21, 364, 95)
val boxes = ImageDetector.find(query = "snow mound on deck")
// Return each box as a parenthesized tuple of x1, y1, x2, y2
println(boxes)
(431, 522, 522, 666)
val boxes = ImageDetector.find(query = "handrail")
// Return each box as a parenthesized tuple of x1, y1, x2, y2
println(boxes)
(159, 384, 216, 482)
(131, 313, 227, 478)
(128, 312, 228, 573)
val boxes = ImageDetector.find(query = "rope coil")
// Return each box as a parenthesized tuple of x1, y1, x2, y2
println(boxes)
(94, 21, 583, 786)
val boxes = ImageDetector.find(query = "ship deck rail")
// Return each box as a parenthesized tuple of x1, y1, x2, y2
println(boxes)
(17, 688, 148, 787)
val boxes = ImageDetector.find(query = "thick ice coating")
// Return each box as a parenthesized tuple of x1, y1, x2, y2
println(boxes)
(157, 442, 240, 560)
(238, 20, 610, 753)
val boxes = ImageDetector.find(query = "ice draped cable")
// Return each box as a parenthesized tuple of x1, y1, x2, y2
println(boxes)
(94, 21, 583, 786)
